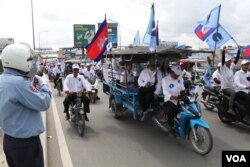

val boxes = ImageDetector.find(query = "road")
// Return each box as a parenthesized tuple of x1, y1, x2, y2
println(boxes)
(47, 80, 250, 167)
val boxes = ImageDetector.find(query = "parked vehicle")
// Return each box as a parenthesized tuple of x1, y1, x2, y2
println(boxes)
(69, 91, 85, 136)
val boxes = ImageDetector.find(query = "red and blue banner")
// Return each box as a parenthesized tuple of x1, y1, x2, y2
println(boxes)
(194, 24, 215, 41)
(243, 45, 250, 59)
(86, 19, 108, 62)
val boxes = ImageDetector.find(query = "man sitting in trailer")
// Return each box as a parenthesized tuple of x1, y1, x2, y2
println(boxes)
(120, 63, 135, 87)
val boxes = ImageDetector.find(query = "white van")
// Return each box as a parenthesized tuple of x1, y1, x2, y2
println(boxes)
(180, 58, 208, 82)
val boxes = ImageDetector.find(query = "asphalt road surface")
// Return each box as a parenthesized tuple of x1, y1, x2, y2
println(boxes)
(47, 80, 250, 167)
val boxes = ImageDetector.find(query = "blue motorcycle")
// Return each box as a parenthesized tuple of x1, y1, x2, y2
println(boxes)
(153, 84, 213, 155)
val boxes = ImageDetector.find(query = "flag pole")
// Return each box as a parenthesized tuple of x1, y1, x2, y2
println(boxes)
(213, 4, 221, 68)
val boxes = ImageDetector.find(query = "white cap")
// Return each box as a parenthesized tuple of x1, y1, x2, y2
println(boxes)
(72, 64, 79, 69)
(86, 63, 91, 66)
(225, 56, 233, 62)
(217, 62, 222, 67)
(241, 59, 250, 65)
(170, 65, 182, 76)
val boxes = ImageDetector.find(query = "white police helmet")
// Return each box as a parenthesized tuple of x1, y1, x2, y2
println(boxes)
(1, 43, 34, 73)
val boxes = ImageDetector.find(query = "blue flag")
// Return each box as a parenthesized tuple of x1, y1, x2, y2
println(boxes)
(203, 65, 212, 87)
(205, 25, 232, 50)
(142, 3, 157, 52)
(198, 5, 221, 28)
(132, 31, 140, 47)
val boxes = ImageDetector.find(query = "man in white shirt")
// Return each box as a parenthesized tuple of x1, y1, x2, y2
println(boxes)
(63, 64, 91, 120)
(83, 63, 96, 80)
(234, 59, 250, 117)
(212, 63, 222, 91)
(120, 64, 135, 87)
(137, 58, 162, 121)
(53, 62, 64, 90)
(220, 47, 240, 115)
(162, 65, 185, 136)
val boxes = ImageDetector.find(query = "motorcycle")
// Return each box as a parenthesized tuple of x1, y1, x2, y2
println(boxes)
(200, 86, 220, 111)
(216, 90, 250, 125)
(69, 91, 85, 136)
(87, 75, 98, 104)
(56, 76, 63, 96)
(153, 83, 213, 155)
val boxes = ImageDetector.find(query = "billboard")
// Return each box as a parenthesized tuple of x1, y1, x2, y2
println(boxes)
(74, 24, 95, 48)
(98, 23, 118, 48)
(0, 38, 14, 51)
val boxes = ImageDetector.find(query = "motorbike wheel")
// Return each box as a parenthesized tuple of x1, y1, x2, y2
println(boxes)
(218, 109, 232, 124)
(189, 126, 213, 155)
(203, 94, 214, 110)
(111, 99, 122, 119)
(57, 82, 61, 96)
(77, 112, 85, 136)
(90, 93, 96, 104)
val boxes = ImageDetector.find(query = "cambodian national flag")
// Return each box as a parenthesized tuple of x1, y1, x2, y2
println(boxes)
(243, 45, 250, 59)
(194, 24, 215, 41)
(86, 19, 108, 62)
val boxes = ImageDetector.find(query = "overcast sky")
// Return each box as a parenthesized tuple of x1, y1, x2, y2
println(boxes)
(0, 0, 249, 50)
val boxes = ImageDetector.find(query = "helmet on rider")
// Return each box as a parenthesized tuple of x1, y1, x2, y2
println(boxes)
(1, 43, 34, 73)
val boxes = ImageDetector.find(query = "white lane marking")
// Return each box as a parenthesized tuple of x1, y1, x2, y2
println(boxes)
(48, 82, 73, 167)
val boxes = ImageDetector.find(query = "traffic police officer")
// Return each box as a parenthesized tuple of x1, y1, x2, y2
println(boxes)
(0, 43, 52, 167)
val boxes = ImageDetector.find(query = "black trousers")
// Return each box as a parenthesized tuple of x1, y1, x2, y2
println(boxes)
(3, 134, 43, 167)
(138, 86, 155, 111)
(54, 77, 63, 90)
(63, 94, 90, 115)
(164, 101, 179, 128)
(235, 91, 250, 115)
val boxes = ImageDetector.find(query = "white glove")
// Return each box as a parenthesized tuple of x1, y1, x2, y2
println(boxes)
(34, 74, 47, 86)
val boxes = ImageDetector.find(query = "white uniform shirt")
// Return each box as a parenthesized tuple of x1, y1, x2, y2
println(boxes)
(212, 69, 222, 87)
(234, 69, 250, 94)
(83, 68, 95, 79)
(162, 75, 185, 105)
(138, 68, 162, 95)
(53, 66, 63, 76)
(64, 74, 91, 92)
(220, 63, 235, 89)
(120, 70, 134, 83)
(111, 58, 123, 80)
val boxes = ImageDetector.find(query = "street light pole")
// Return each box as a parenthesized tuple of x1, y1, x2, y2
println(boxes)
(107, 19, 121, 48)
(39, 30, 49, 50)
(31, 0, 35, 50)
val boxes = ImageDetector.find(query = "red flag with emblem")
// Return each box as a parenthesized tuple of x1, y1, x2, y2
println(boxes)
(86, 19, 108, 62)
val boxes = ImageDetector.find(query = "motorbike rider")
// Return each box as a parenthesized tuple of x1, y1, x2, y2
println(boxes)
(233, 59, 250, 120)
(53, 62, 63, 90)
(221, 46, 240, 115)
(63, 64, 91, 121)
(162, 64, 185, 136)
(0, 43, 52, 167)
(83, 63, 100, 100)
(212, 63, 222, 91)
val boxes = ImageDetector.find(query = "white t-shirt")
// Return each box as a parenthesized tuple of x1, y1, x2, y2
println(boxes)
(220, 63, 235, 89)
(234, 69, 250, 93)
